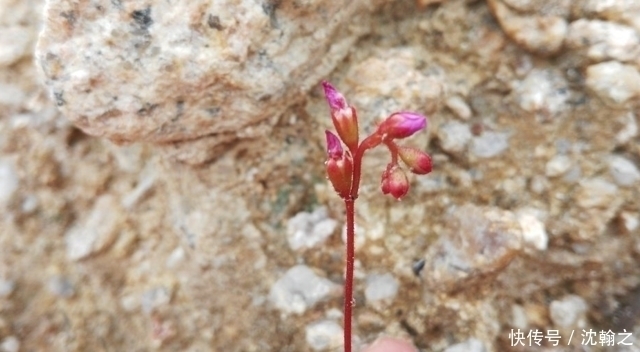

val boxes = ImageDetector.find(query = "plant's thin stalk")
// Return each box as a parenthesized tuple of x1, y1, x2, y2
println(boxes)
(344, 197, 355, 352)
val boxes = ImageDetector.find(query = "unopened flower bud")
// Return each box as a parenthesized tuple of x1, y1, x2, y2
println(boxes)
(398, 147, 432, 175)
(325, 130, 343, 160)
(377, 111, 427, 140)
(380, 165, 409, 200)
(322, 81, 359, 151)
(326, 156, 353, 199)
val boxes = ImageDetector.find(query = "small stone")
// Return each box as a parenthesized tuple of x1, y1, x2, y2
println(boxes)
(586, 61, 640, 106)
(423, 204, 522, 293)
(511, 304, 528, 329)
(445, 95, 472, 120)
(575, 178, 618, 209)
(549, 295, 588, 328)
(437, 121, 472, 154)
(609, 155, 640, 186)
(514, 68, 569, 115)
(516, 211, 548, 251)
(0, 26, 31, 67)
(20, 194, 38, 214)
(545, 155, 572, 177)
(488, 0, 568, 56)
(121, 174, 155, 209)
(0, 336, 19, 352)
(471, 131, 509, 158)
(65, 195, 122, 261)
(615, 112, 638, 146)
(364, 273, 399, 303)
(0, 279, 15, 298)
(305, 319, 343, 351)
(269, 265, 339, 314)
(287, 207, 338, 251)
(165, 246, 185, 269)
(47, 276, 75, 298)
(141, 286, 173, 314)
(0, 83, 25, 107)
(619, 211, 639, 234)
(0, 159, 18, 207)
(444, 338, 487, 352)
(566, 19, 640, 63)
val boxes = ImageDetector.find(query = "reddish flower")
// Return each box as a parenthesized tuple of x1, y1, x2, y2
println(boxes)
(380, 165, 409, 200)
(322, 81, 359, 152)
(377, 111, 427, 140)
(398, 147, 432, 175)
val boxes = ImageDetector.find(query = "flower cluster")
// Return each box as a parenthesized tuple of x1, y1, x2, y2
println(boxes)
(322, 81, 432, 200)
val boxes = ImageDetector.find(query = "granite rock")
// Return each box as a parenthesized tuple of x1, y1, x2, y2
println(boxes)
(422, 204, 523, 293)
(586, 61, 640, 106)
(487, 0, 568, 56)
(36, 0, 387, 164)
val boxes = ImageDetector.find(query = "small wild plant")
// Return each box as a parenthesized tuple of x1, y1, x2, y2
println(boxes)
(321, 81, 432, 352)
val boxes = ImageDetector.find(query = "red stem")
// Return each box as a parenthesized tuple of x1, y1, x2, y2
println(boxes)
(343, 198, 355, 352)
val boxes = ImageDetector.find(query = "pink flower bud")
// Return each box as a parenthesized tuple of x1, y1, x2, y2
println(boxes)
(325, 130, 343, 160)
(326, 154, 353, 199)
(380, 165, 409, 200)
(322, 81, 359, 151)
(398, 147, 432, 175)
(321, 81, 347, 111)
(377, 111, 427, 140)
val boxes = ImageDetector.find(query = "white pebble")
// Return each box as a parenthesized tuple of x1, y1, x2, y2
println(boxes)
(269, 265, 338, 314)
(444, 338, 487, 352)
(549, 295, 587, 328)
(609, 155, 640, 186)
(305, 319, 343, 351)
(65, 195, 120, 261)
(438, 121, 472, 154)
(0, 336, 19, 352)
(615, 112, 638, 146)
(514, 68, 569, 114)
(471, 132, 509, 158)
(445, 95, 472, 120)
(576, 178, 618, 209)
(586, 61, 640, 105)
(287, 207, 337, 251)
(364, 273, 399, 303)
(0, 159, 18, 207)
(0, 26, 31, 67)
(47, 276, 75, 298)
(517, 212, 548, 251)
(545, 155, 572, 177)
(121, 175, 155, 209)
(0, 279, 15, 297)
(620, 211, 639, 234)
(141, 286, 172, 314)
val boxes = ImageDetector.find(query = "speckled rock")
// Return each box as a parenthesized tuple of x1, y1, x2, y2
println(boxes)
(287, 207, 337, 251)
(0, 158, 18, 207)
(586, 61, 640, 106)
(64, 195, 123, 261)
(364, 273, 399, 303)
(437, 121, 472, 155)
(549, 295, 588, 329)
(443, 338, 487, 352)
(470, 131, 509, 158)
(487, 0, 568, 56)
(305, 319, 343, 351)
(269, 265, 340, 314)
(36, 0, 387, 164)
(566, 19, 640, 64)
(513, 68, 569, 115)
(609, 155, 640, 186)
(422, 204, 523, 293)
